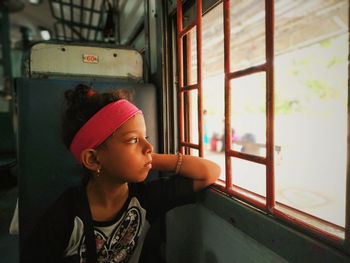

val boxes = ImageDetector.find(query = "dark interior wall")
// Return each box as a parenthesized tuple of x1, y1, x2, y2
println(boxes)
(166, 204, 287, 263)
(165, 189, 350, 263)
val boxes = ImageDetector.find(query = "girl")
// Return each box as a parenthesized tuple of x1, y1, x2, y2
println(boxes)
(23, 84, 220, 263)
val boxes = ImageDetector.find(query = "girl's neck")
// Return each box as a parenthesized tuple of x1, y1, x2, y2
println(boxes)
(86, 176, 129, 208)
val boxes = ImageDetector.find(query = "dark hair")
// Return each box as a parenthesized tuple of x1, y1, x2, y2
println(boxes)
(61, 84, 134, 150)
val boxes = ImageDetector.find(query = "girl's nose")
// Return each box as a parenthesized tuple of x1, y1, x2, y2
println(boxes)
(143, 138, 153, 154)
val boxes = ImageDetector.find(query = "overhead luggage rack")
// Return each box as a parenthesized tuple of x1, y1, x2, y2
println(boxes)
(49, 0, 116, 42)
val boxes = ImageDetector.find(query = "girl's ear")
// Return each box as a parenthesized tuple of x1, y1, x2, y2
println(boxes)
(81, 148, 100, 171)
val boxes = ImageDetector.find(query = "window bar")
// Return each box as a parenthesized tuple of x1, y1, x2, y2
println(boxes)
(273, 208, 342, 241)
(86, 0, 95, 40)
(228, 150, 266, 165)
(196, 0, 204, 158)
(214, 181, 346, 240)
(223, 0, 232, 189)
(223, 0, 274, 210)
(267, 0, 345, 240)
(231, 187, 345, 241)
(182, 84, 198, 91)
(186, 33, 193, 155)
(52, 0, 99, 13)
(48, 1, 57, 20)
(95, 0, 106, 41)
(224, 0, 342, 235)
(214, 184, 266, 209)
(223, 0, 346, 243)
(59, 0, 66, 40)
(265, 0, 275, 211)
(176, 0, 185, 154)
(179, 22, 196, 38)
(226, 63, 266, 80)
(344, 1, 350, 250)
(62, 22, 84, 39)
(177, 0, 203, 157)
(80, 0, 84, 39)
(180, 142, 200, 149)
(70, 0, 73, 40)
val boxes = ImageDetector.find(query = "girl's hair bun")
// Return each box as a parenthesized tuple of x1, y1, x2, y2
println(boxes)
(64, 84, 93, 107)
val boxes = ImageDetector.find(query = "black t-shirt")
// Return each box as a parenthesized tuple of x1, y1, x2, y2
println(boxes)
(22, 175, 195, 263)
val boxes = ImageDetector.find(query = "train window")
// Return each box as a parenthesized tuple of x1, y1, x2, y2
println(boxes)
(274, 0, 348, 231)
(175, 0, 348, 241)
(186, 28, 198, 86)
(185, 88, 199, 145)
(229, 0, 266, 72)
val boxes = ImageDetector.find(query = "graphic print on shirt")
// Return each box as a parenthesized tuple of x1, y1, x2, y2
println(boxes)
(78, 206, 142, 263)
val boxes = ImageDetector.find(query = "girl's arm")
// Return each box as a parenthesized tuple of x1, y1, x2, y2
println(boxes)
(151, 153, 221, 191)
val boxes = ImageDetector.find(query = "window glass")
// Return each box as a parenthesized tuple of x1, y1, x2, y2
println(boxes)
(274, 0, 348, 227)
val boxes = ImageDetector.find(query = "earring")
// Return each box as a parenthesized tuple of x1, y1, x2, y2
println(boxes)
(97, 168, 100, 177)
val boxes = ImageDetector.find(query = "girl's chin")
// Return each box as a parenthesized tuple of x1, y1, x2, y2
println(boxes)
(128, 172, 149, 183)
(138, 174, 149, 182)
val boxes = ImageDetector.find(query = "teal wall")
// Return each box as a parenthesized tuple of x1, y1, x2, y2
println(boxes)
(166, 204, 287, 263)
(166, 205, 203, 262)
(165, 189, 350, 263)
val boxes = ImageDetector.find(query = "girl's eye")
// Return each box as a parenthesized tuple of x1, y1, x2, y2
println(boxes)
(128, 137, 139, 143)
(128, 136, 149, 144)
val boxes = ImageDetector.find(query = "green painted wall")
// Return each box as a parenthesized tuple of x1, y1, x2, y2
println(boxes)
(165, 190, 350, 263)
(166, 204, 287, 263)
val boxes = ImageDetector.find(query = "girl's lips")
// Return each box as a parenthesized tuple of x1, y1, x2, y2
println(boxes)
(144, 161, 152, 169)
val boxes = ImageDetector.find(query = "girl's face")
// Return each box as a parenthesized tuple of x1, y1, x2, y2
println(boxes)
(96, 113, 153, 183)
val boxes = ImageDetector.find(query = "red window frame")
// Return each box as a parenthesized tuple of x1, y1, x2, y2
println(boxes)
(176, 0, 204, 157)
(176, 0, 348, 245)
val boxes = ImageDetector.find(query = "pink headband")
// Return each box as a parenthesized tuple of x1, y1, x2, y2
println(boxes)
(70, 99, 143, 163)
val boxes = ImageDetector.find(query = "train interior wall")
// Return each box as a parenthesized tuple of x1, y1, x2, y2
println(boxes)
(166, 190, 350, 263)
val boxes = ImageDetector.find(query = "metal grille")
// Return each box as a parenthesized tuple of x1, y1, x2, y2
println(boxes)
(49, 0, 116, 42)
(176, 0, 203, 157)
(176, 0, 347, 242)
